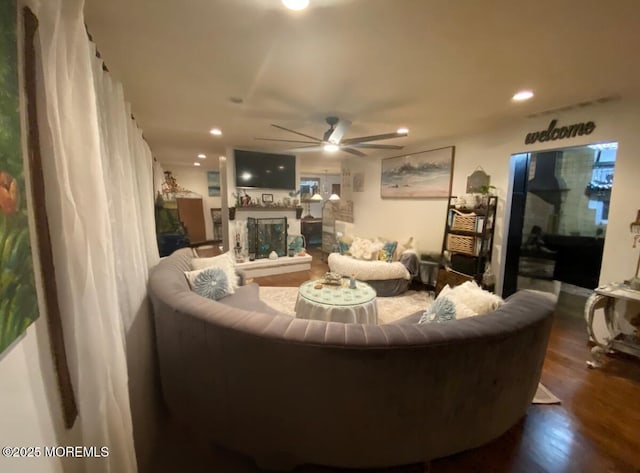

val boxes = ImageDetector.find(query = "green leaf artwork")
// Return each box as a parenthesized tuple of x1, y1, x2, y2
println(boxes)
(0, 0, 40, 355)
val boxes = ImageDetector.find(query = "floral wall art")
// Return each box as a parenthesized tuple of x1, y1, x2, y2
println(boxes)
(0, 0, 39, 354)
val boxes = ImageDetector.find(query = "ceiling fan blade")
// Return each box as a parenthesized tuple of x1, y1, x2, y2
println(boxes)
(255, 138, 320, 144)
(327, 119, 351, 144)
(271, 124, 323, 142)
(341, 147, 367, 157)
(350, 143, 404, 150)
(341, 132, 407, 145)
(287, 145, 325, 152)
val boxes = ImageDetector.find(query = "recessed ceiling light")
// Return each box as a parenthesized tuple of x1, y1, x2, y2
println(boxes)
(209, 128, 222, 136)
(512, 90, 534, 102)
(197, 153, 206, 159)
(282, 0, 309, 11)
(193, 162, 201, 167)
(397, 127, 409, 135)
(323, 144, 339, 152)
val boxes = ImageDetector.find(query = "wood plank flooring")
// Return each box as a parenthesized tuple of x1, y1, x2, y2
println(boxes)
(151, 249, 640, 473)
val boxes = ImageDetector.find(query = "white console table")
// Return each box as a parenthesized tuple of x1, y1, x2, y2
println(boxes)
(585, 283, 640, 368)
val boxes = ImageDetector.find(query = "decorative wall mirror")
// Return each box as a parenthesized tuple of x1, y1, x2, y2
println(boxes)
(466, 168, 490, 193)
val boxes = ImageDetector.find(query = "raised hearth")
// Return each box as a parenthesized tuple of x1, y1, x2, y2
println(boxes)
(235, 255, 312, 278)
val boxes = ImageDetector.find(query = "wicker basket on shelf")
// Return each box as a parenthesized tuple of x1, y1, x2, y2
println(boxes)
(446, 234, 477, 256)
(450, 210, 478, 232)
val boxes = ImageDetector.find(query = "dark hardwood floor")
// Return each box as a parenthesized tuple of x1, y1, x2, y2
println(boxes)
(250, 247, 328, 287)
(152, 248, 640, 473)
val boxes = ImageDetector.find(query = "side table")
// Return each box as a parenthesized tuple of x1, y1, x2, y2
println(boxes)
(295, 279, 378, 324)
(585, 283, 640, 368)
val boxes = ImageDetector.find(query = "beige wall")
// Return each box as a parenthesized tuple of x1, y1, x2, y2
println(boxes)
(347, 98, 640, 294)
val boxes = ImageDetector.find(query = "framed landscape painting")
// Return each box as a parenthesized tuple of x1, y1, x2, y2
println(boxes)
(1, 0, 39, 355)
(381, 146, 455, 198)
(207, 171, 220, 196)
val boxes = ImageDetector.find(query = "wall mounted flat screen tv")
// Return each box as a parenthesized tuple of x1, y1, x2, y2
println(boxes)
(234, 149, 296, 190)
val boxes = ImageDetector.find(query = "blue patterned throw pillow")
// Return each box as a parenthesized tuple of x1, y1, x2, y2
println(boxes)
(378, 241, 398, 262)
(338, 240, 351, 255)
(192, 267, 230, 301)
(418, 297, 457, 324)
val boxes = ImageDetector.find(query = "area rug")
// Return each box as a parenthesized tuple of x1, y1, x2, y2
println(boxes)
(259, 286, 431, 324)
(259, 286, 561, 405)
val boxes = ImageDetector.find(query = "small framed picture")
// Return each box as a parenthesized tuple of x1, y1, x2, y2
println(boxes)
(262, 193, 274, 203)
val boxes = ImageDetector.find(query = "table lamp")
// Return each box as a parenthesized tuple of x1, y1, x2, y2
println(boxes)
(630, 210, 640, 290)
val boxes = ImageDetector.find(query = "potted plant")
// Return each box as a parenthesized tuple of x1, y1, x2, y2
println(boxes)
(478, 185, 497, 208)
(289, 189, 301, 207)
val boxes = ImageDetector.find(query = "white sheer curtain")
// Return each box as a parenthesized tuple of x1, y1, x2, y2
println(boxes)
(25, 0, 159, 471)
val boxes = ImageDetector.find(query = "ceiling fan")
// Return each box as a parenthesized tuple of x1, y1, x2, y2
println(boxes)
(255, 116, 409, 157)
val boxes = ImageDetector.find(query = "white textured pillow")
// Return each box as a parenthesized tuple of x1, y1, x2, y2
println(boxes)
(444, 281, 503, 315)
(190, 251, 238, 293)
(348, 237, 384, 261)
(437, 285, 477, 319)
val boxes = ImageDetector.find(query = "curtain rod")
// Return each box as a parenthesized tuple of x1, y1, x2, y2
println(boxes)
(85, 26, 146, 134)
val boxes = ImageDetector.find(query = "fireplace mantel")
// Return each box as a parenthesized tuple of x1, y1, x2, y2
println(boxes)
(236, 206, 299, 212)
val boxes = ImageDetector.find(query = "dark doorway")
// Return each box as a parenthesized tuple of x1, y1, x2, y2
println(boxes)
(503, 143, 617, 298)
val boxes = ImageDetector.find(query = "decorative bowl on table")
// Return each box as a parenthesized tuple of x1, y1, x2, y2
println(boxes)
(322, 272, 343, 286)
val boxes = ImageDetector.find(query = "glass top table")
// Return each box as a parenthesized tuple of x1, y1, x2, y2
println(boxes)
(295, 279, 378, 324)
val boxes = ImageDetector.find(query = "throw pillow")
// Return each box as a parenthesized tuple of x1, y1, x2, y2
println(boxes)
(378, 240, 398, 263)
(338, 240, 351, 255)
(418, 297, 457, 324)
(418, 285, 477, 324)
(349, 237, 384, 261)
(188, 267, 230, 301)
(190, 251, 238, 293)
(444, 281, 503, 315)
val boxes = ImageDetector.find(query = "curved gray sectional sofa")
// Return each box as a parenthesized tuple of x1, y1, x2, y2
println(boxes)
(149, 248, 556, 470)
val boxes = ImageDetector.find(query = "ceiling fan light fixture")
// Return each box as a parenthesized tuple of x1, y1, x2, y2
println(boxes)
(512, 90, 534, 102)
(282, 0, 309, 11)
(323, 143, 340, 152)
(397, 127, 409, 135)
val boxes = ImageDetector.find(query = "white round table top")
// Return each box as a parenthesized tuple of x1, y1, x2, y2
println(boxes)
(298, 279, 376, 307)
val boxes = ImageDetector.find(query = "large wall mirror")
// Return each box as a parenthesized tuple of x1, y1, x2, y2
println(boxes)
(503, 142, 617, 298)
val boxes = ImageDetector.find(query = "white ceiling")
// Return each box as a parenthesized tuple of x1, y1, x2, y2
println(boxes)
(83, 0, 640, 172)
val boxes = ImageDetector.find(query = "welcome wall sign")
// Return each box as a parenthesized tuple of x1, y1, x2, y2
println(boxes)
(524, 119, 596, 145)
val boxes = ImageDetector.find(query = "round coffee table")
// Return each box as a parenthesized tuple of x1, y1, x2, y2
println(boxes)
(295, 279, 378, 324)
